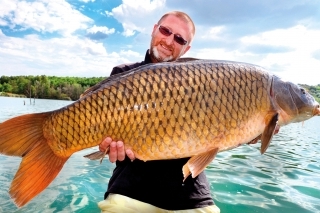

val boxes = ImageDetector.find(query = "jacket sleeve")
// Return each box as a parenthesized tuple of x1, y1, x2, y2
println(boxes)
(110, 61, 144, 76)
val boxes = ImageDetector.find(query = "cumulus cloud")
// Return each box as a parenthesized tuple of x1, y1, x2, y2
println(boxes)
(240, 25, 320, 69)
(106, 0, 166, 37)
(1, 0, 319, 85)
(0, 33, 128, 77)
(241, 25, 320, 50)
(313, 50, 320, 61)
(198, 26, 226, 41)
(105, 11, 113, 17)
(192, 24, 320, 85)
(0, 0, 92, 36)
(119, 49, 142, 58)
(86, 25, 115, 40)
(79, 0, 95, 3)
(0, 0, 139, 78)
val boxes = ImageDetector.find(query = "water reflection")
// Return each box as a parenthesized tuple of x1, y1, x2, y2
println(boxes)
(0, 149, 115, 212)
(206, 118, 320, 213)
(0, 97, 320, 213)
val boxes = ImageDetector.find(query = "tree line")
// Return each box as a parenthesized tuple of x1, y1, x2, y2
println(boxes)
(1, 75, 320, 103)
(0, 75, 105, 101)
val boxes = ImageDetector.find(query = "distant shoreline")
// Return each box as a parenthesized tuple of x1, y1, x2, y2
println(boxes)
(0, 92, 26, 98)
(0, 93, 72, 101)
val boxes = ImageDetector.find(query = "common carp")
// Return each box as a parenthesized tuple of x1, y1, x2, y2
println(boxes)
(0, 59, 319, 207)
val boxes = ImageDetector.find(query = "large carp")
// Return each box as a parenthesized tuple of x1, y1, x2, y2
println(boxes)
(0, 59, 319, 207)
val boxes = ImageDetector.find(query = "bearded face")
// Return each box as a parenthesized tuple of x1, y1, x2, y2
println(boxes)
(149, 16, 191, 63)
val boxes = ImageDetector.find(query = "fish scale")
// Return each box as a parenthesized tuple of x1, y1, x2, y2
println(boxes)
(43, 61, 271, 160)
(1, 59, 319, 207)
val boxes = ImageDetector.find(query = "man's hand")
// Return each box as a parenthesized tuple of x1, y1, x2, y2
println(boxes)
(99, 137, 135, 163)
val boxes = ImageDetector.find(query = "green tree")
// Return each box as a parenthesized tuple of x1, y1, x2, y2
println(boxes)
(0, 75, 106, 100)
(3, 83, 13, 93)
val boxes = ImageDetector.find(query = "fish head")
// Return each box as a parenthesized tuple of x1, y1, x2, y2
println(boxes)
(272, 76, 320, 125)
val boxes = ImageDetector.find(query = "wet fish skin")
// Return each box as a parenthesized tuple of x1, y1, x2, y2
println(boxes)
(47, 61, 272, 160)
(0, 59, 319, 207)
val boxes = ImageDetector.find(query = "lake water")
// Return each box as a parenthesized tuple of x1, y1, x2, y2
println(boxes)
(0, 96, 319, 213)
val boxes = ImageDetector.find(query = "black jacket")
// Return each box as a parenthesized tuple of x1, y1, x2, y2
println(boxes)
(105, 50, 214, 210)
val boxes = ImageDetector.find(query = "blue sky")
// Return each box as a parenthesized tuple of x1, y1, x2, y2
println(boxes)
(0, 0, 320, 85)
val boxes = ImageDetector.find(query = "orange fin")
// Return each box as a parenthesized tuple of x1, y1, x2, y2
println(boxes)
(0, 113, 49, 156)
(182, 148, 219, 181)
(260, 113, 279, 154)
(10, 140, 69, 207)
(0, 113, 69, 207)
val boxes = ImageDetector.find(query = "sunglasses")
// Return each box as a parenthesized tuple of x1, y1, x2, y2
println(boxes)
(158, 25, 188, 45)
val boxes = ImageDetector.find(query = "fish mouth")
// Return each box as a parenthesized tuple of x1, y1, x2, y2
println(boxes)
(314, 104, 320, 116)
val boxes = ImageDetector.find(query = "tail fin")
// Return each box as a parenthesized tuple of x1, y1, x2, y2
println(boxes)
(0, 113, 69, 207)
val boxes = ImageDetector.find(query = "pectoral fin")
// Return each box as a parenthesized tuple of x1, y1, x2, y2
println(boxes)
(84, 147, 109, 164)
(182, 148, 219, 181)
(260, 113, 279, 154)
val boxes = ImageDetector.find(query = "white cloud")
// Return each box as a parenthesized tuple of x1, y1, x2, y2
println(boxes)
(0, 0, 146, 78)
(79, 0, 95, 3)
(190, 48, 253, 61)
(0, 33, 130, 77)
(86, 25, 115, 35)
(0, 29, 5, 36)
(241, 25, 320, 52)
(105, 11, 113, 17)
(198, 26, 226, 40)
(107, 0, 167, 37)
(240, 25, 320, 85)
(0, 19, 7, 26)
(0, 0, 92, 36)
(189, 24, 320, 85)
(119, 49, 142, 58)
(0, 0, 17, 19)
(1, 0, 319, 86)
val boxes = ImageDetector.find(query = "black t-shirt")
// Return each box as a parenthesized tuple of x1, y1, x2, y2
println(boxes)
(105, 50, 214, 210)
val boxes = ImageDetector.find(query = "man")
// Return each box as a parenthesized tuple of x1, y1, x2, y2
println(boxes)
(98, 11, 220, 213)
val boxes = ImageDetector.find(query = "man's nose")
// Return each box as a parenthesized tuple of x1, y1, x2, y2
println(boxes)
(164, 34, 174, 45)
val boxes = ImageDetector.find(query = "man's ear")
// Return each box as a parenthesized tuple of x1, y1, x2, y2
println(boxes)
(182, 45, 191, 55)
(152, 24, 158, 36)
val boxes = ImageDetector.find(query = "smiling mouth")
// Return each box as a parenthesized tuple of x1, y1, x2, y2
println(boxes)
(161, 44, 169, 50)
(160, 42, 172, 52)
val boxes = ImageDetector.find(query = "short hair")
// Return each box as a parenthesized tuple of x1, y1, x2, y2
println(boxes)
(157, 11, 195, 43)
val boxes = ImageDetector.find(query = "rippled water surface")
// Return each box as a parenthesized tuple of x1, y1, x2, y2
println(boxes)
(0, 97, 319, 213)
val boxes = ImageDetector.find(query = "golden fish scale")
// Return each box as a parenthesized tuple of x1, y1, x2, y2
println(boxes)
(43, 62, 272, 160)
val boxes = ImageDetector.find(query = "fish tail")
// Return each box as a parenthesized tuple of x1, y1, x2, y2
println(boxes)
(0, 113, 69, 207)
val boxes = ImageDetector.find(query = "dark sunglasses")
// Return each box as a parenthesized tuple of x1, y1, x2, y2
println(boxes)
(158, 25, 188, 45)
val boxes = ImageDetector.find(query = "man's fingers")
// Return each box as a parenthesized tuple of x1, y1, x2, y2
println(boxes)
(103, 139, 135, 163)
(125, 149, 136, 161)
(116, 141, 125, 161)
(99, 137, 113, 152)
(108, 142, 117, 163)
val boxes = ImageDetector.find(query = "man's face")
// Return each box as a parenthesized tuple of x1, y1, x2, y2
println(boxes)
(150, 15, 192, 63)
